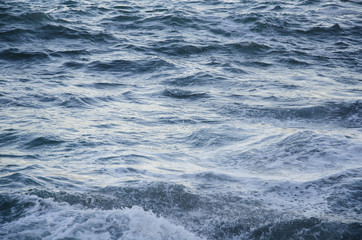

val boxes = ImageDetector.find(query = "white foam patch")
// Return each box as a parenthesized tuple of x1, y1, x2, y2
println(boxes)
(1, 195, 202, 240)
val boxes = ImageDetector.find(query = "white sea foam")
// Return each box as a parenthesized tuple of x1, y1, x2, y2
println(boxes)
(1, 195, 202, 240)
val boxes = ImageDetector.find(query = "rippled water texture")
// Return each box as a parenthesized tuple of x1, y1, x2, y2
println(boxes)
(1, 0, 362, 239)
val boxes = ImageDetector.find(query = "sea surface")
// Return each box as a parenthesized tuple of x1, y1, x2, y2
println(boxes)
(0, 0, 361, 239)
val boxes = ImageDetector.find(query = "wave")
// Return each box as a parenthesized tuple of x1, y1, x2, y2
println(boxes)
(0, 194, 201, 240)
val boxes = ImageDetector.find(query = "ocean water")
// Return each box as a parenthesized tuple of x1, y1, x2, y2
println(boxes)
(0, 0, 361, 239)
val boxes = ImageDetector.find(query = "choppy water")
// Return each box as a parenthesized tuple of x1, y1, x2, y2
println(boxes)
(1, 0, 362, 239)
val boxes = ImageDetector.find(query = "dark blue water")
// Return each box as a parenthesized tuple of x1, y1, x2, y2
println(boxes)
(1, 0, 362, 239)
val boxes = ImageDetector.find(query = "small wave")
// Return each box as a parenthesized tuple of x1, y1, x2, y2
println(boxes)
(182, 171, 238, 183)
(162, 89, 209, 100)
(39, 24, 115, 43)
(49, 49, 90, 58)
(0, 153, 38, 160)
(137, 12, 198, 28)
(279, 57, 310, 66)
(0, 129, 18, 148)
(18, 11, 53, 23)
(114, 167, 147, 175)
(151, 41, 269, 56)
(350, 25, 362, 37)
(225, 42, 270, 54)
(298, 23, 344, 36)
(251, 20, 288, 34)
(0, 164, 44, 174)
(15, 92, 58, 108)
(114, 4, 141, 13)
(186, 127, 243, 148)
(300, 0, 322, 6)
(0, 11, 53, 25)
(0, 48, 49, 62)
(0, 173, 42, 189)
(87, 58, 173, 74)
(158, 116, 198, 124)
(58, 93, 100, 108)
(0, 28, 37, 43)
(107, 13, 142, 22)
(232, 13, 263, 24)
(62, 60, 85, 69)
(62, 0, 79, 7)
(80, 82, 126, 90)
(152, 42, 214, 56)
(24, 137, 64, 149)
(241, 61, 272, 68)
